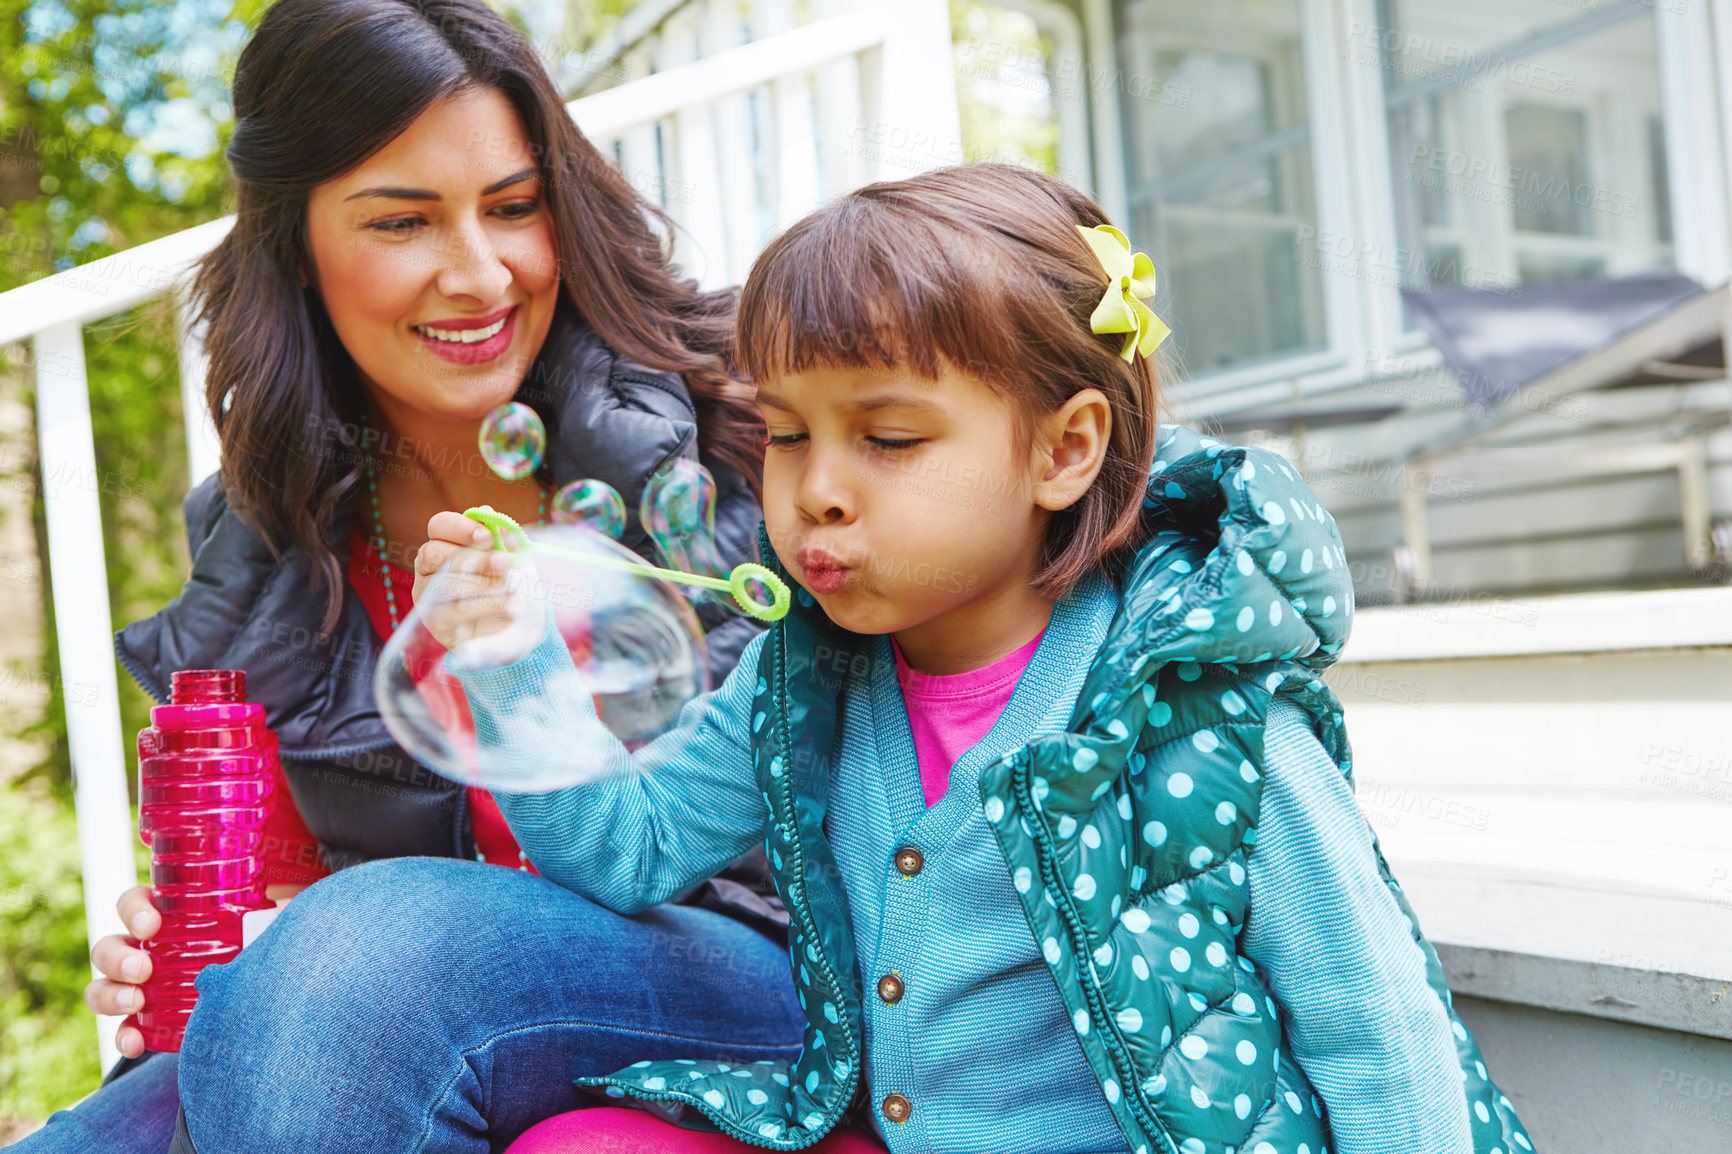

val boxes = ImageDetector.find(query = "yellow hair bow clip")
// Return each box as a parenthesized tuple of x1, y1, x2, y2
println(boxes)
(1075, 224, 1171, 362)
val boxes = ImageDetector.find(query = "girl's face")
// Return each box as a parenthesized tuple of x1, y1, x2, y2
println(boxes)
(758, 363, 1108, 640)
(304, 86, 560, 426)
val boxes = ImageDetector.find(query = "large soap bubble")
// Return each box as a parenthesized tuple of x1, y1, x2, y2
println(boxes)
(374, 523, 709, 792)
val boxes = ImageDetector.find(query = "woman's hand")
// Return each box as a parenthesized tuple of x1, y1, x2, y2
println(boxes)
(85, 885, 158, 1059)
(414, 507, 544, 666)
(88, 884, 305, 1058)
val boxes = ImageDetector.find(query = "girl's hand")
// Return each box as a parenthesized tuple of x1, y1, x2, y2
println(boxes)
(88, 884, 306, 1058)
(415, 507, 544, 666)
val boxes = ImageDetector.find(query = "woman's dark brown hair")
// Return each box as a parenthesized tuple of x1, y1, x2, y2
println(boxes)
(193, 0, 764, 632)
(737, 163, 1164, 598)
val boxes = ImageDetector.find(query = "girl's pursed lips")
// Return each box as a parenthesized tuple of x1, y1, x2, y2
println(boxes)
(796, 543, 849, 571)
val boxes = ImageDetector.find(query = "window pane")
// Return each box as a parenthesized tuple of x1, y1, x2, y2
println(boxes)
(1505, 103, 1592, 236)
(1649, 116, 1673, 245)
(1147, 50, 1280, 211)
(1115, 0, 1326, 375)
(1425, 242, 1465, 286)
(1379, 0, 1672, 292)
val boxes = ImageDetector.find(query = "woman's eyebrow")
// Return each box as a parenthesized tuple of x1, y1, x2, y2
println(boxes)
(343, 167, 540, 202)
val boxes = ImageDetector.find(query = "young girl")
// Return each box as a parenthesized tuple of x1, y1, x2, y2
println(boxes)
(185, 163, 1530, 1154)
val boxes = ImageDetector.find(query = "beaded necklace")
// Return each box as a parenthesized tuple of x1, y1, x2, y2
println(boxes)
(361, 436, 547, 632)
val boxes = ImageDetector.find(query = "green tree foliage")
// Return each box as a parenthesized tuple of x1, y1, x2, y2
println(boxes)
(0, 0, 267, 1128)
(950, 1, 1061, 177)
(0, 0, 271, 783)
(0, 779, 98, 1130)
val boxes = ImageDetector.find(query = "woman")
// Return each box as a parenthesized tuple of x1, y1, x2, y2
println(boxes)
(18, 1, 801, 1151)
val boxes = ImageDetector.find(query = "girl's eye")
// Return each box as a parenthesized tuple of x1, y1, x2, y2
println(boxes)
(492, 201, 540, 220)
(368, 217, 422, 236)
(766, 432, 807, 448)
(868, 436, 921, 451)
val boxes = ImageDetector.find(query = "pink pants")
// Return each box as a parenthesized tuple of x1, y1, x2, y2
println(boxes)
(505, 1108, 889, 1153)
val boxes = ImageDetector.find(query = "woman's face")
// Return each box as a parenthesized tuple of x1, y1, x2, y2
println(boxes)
(305, 85, 560, 425)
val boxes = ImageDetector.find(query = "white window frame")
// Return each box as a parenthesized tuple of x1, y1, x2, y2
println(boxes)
(1656, 1, 1731, 289)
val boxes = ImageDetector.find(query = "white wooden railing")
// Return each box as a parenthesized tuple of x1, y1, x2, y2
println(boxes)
(0, 0, 958, 1069)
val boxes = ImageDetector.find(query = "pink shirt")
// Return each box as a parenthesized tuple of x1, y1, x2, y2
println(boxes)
(891, 629, 1046, 807)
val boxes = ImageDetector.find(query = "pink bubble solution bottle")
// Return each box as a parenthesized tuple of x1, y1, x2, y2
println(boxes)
(130, 669, 278, 1052)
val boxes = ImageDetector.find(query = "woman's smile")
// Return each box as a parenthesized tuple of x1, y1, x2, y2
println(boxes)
(413, 304, 519, 365)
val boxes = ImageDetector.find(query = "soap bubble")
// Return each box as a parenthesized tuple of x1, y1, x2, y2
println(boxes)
(374, 523, 709, 792)
(640, 460, 781, 614)
(478, 402, 546, 481)
(551, 479, 626, 539)
(640, 458, 732, 602)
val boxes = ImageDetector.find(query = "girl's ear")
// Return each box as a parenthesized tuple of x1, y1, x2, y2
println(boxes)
(1031, 388, 1111, 513)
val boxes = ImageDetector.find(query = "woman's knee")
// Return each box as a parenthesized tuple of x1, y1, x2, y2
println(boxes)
(184, 858, 611, 1043)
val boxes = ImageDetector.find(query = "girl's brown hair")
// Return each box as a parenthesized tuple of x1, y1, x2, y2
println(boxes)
(193, 0, 764, 632)
(737, 163, 1164, 597)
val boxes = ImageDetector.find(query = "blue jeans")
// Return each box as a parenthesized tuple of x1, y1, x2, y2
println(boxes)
(7, 1051, 180, 1154)
(14, 858, 804, 1153)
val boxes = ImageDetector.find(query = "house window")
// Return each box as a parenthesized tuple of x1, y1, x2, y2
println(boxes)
(1114, 0, 1326, 375)
(1381, 0, 1671, 292)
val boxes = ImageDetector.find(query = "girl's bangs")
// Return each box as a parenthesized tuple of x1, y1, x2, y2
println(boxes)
(739, 210, 953, 384)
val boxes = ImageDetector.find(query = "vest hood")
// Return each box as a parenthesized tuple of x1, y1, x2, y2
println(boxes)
(1071, 425, 1354, 731)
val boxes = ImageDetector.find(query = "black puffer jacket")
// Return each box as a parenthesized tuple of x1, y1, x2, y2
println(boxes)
(115, 304, 785, 930)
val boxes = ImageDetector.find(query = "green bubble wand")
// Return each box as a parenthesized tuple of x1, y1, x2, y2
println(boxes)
(462, 507, 792, 623)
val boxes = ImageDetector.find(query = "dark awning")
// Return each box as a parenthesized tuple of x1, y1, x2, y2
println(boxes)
(1401, 274, 1707, 407)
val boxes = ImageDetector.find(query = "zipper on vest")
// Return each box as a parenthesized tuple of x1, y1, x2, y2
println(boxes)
(590, 624, 860, 1150)
(275, 736, 401, 763)
(767, 620, 864, 1145)
(1011, 758, 1172, 1151)
(114, 641, 169, 706)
